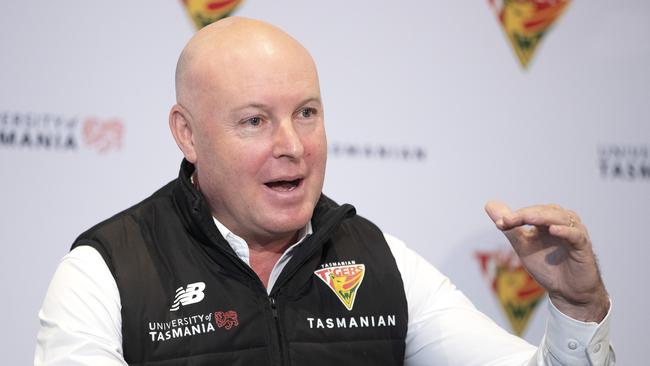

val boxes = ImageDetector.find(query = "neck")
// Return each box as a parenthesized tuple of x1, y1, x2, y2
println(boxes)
(212, 215, 301, 287)
(246, 230, 299, 252)
(246, 231, 299, 288)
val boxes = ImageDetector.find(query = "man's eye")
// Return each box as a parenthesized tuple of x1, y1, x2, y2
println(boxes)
(299, 108, 316, 118)
(244, 117, 262, 126)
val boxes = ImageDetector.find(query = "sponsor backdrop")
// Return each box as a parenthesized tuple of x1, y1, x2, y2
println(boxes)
(1, 0, 648, 364)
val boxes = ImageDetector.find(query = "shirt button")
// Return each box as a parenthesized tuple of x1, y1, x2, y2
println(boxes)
(568, 340, 578, 350)
(593, 343, 602, 353)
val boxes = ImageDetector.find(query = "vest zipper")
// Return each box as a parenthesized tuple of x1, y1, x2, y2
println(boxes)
(210, 244, 288, 365)
(269, 296, 287, 366)
(269, 205, 353, 296)
(211, 245, 289, 365)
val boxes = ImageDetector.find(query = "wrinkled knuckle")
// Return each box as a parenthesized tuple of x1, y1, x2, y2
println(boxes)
(567, 210, 581, 222)
(581, 225, 591, 237)
(531, 208, 543, 221)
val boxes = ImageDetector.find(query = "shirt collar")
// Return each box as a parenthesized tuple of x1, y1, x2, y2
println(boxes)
(212, 217, 313, 265)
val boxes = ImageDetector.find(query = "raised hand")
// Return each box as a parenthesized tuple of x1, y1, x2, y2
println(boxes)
(485, 201, 609, 322)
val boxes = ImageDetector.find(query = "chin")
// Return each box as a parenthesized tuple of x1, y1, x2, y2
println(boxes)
(264, 206, 312, 233)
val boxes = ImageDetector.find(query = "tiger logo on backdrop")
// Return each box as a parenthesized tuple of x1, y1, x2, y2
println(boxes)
(181, 0, 244, 30)
(488, 0, 571, 68)
(475, 249, 545, 336)
(314, 263, 366, 311)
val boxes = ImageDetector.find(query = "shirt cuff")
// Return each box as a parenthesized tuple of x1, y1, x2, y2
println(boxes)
(543, 298, 613, 366)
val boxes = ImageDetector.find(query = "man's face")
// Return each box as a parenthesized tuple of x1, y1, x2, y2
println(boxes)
(187, 41, 327, 244)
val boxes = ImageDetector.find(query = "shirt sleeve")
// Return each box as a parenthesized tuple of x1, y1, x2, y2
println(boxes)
(34, 246, 127, 366)
(383, 233, 615, 366)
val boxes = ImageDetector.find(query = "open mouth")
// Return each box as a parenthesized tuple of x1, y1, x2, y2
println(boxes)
(264, 178, 302, 192)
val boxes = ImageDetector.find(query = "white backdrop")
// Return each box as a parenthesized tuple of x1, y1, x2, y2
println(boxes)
(1, 1, 648, 364)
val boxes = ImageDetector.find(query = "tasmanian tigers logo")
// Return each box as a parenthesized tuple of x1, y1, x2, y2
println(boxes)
(488, 0, 571, 68)
(181, 0, 244, 30)
(314, 264, 366, 311)
(475, 249, 545, 336)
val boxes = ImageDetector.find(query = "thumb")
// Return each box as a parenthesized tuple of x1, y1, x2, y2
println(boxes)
(484, 200, 512, 230)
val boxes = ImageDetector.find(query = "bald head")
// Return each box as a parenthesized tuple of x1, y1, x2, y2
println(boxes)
(174, 17, 318, 112)
(168, 17, 327, 246)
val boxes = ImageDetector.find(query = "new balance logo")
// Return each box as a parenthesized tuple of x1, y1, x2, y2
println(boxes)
(170, 282, 206, 311)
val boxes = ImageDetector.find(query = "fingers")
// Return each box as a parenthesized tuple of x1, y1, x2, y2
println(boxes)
(487, 202, 590, 248)
(485, 201, 526, 244)
(549, 224, 590, 249)
(484, 201, 512, 229)
(500, 204, 581, 231)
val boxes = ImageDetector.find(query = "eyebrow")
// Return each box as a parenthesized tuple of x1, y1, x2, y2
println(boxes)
(230, 97, 322, 114)
(299, 97, 323, 107)
(230, 103, 271, 114)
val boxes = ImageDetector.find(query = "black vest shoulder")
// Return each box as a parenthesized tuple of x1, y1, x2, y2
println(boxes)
(72, 160, 408, 366)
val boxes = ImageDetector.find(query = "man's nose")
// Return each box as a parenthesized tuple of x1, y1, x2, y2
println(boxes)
(272, 119, 304, 160)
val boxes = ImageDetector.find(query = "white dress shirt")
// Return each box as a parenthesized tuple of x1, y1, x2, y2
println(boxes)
(35, 220, 614, 365)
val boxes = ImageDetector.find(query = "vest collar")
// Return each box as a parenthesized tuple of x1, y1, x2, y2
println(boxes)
(171, 159, 357, 286)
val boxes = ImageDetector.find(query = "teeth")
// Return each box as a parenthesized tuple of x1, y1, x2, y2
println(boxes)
(266, 179, 299, 192)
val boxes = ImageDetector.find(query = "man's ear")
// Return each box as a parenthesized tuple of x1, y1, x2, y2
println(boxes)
(169, 104, 197, 163)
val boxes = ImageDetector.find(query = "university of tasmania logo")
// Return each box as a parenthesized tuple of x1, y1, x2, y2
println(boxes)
(488, 0, 571, 68)
(181, 0, 244, 30)
(215, 310, 239, 330)
(475, 249, 545, 336)
(314, 263, 366, 311)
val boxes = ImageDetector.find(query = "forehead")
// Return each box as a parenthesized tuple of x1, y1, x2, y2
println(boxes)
(220, 52, 317, 90)
(189, 35, 320, 105)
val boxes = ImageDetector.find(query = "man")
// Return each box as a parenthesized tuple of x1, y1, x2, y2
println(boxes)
(35, 17, 614, 365)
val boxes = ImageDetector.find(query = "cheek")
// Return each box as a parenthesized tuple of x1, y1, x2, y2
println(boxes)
(304, 134, 328, 186)
(304, 126, 327, 161)
(232, 144, 273, 180)
(194, 135, 243, 184)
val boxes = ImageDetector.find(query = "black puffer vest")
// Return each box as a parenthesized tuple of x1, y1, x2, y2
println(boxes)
(72, 160, 408, 365)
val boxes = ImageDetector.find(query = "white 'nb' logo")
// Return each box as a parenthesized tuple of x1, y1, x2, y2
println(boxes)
(170, 282, 206, 311)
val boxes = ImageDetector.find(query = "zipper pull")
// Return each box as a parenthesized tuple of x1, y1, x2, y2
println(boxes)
(269, 296, 278, 318)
